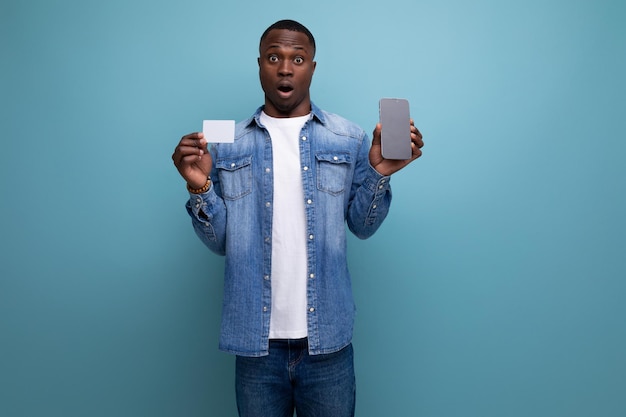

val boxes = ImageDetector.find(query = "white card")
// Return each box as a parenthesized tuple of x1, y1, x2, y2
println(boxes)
(202, 120, 235, 143)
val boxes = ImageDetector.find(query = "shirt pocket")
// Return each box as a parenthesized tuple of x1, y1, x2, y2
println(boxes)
(316, 152, 351, 196)
(216, 155, 253, 200)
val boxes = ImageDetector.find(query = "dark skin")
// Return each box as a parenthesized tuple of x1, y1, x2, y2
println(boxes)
(257, 28, 317, 118)
(173, 29, 424, 189)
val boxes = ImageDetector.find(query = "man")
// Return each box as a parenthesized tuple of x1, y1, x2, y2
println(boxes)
(172, 19, 423, 417)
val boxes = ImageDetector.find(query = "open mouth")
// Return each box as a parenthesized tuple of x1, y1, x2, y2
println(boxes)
(277, 82, 294, 96)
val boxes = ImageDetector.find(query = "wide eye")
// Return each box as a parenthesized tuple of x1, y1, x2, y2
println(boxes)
(294, 56, 304, 64)
(269, 55, 279, 63)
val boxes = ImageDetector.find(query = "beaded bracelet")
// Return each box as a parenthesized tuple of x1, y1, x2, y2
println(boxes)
(187, 177, 211, 194)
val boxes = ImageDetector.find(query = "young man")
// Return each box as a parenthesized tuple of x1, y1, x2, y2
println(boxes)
(172, 19, 423, 417)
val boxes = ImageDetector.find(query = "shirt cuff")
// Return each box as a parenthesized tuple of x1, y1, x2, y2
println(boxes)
(364, 164, 391, 193)
(187, 182, 216, 220)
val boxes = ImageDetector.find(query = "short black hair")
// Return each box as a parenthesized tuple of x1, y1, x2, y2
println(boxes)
(259, 19, 316, 56)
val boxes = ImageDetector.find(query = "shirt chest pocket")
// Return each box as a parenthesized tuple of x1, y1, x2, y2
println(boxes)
(216, 156, 253, 200)
(316, 152, 351, 196)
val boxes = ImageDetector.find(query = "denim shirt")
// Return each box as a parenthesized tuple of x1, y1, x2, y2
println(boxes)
(186, 103, 392, 357)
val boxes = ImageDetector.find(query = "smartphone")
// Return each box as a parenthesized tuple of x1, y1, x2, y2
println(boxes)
(379, 98, 412, 160)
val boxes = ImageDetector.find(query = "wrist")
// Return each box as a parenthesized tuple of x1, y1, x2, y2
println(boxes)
(187, 177, 211, 194)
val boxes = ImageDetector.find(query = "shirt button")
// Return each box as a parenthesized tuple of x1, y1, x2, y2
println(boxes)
(309, 234, 314, 240)
(263, 306, 268, 312)
(264, 275, 270, 280)
(309, 273, 315, 279)
(231, 163, 236, 168)
(266, 202, 271, 207)
(309, 307, 315, 312)
(303, 166, 309, 171)
(265, 237, 270, 243)
(307, 199, 312, 205)
(372, 204, 377, 209)
(333, 156, 338, 161)
(301, 136, 307, 141)
(265, 167, 271, 173)
(379, 185, 384, 190)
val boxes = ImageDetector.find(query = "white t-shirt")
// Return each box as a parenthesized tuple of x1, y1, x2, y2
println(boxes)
(260, 111, 310, 339)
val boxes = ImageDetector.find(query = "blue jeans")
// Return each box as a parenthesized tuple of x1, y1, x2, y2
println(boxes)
(235, 339, 356, 417)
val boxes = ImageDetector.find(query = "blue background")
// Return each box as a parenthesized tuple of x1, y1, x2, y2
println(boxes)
(2, 0, 625, 416)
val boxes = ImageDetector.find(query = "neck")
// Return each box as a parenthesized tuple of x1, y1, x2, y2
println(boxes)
(264, 98, 311, 118)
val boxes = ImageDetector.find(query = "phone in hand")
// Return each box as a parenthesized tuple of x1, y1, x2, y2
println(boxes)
(379, 98, 412, 160)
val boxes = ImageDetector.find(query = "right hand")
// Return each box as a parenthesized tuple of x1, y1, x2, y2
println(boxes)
(172, 132, 212, 189)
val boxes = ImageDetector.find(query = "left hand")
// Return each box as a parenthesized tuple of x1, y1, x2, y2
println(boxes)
(369, 119, 424, 176)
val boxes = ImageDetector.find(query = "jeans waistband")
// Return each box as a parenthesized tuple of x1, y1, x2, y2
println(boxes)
(268, 337, 308, 351)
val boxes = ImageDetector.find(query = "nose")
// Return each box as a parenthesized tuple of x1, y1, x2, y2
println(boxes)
(278, 60, 293, 76)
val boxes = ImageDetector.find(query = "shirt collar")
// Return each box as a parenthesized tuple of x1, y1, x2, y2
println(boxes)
(249, 102, 326, 128)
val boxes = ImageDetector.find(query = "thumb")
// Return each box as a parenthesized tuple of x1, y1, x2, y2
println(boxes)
(371, 123, 382, 146)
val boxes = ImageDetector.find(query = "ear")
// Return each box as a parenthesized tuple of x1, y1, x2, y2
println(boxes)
(257, 57, 261, 67)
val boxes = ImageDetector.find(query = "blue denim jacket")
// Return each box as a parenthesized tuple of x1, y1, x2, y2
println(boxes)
(186, 103, 392, 356)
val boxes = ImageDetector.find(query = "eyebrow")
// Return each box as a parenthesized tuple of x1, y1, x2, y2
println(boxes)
(265, 44, 307, 52)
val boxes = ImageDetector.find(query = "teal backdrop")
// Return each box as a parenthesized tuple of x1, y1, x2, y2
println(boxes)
(2, 0, 625, 416)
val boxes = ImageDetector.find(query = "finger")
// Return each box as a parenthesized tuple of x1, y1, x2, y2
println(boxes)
(175, 142, 206, 156)
(411, 133, 424, 148)
(173, 144, 205, 166)
(180, 153, 207, 164)
(410, 124, 422, 138)
(182, 132, 204, 140)
(177, 144, 205, 156)
(410, 126, 424, 148)
(174, 132, 208, 161)
(411, 142, 423, 159)
(179, 132, 207, 151)
(179, 137, 208, 150)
